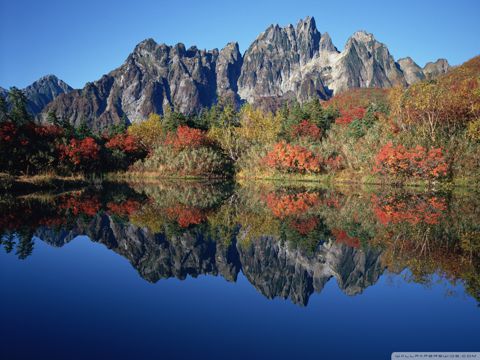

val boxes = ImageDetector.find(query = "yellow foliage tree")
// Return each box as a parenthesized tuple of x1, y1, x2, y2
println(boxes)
(208, 104, 281, 161)
(127, 113, 165, 151)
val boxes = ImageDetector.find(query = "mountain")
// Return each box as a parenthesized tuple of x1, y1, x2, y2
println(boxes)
(0, 75, 73, 115)
(42, 16, 450, 129)
(42, 40, 243, 130)
(36, 212, 385, 306)
(397, 57, 426, 85)
(423, 58, 450, 80)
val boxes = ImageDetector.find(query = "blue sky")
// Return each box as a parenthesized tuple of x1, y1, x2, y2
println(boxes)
(0, 0, 479, 89)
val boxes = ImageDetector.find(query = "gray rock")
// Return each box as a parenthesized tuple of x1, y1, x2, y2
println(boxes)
(0, 75, 73, 116)
(43, 40, 243, 130)
(397, 57, 426, 85)
(423, 58, 450, 80)
(37, 16, 451, 130)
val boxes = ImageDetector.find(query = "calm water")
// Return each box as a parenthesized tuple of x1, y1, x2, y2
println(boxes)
(1, 181, 479, 360)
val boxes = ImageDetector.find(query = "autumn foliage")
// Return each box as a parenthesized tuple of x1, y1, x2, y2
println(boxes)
(372, 194, 447, 225)
(58, 137, 100, 168)
(290, 120, 322, 140)
(264, 191, 319, 219)
(105, 133, 142, 154)
(165, 205, 208, 228)
(335, 107, 367, 125)
(263, 142, 322, 173)
(374, 142, 448, 180)
(164, 125, 209, 150)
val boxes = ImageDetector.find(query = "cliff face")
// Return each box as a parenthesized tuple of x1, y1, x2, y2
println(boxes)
(40, 16, 450, 129)
(397, 57, 426, 85)
(36, 213, 385, 306)
(423, 58, 450, 80)
(42, 40, 243, 130)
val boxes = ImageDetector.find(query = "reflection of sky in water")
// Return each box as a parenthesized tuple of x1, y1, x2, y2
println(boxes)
(1, 235, 479, 360)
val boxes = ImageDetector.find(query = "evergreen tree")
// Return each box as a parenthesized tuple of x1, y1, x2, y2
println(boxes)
(7, 87, 31, 125)
(0, 95, 8, 122)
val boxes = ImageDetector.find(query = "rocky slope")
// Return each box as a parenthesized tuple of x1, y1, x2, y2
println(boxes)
(36, 213, 385, 306)
(41, 16, 450, 129)
(423, 58, 451, 80)
(42, 40, 243, 130)
(0, 75, 73, 115)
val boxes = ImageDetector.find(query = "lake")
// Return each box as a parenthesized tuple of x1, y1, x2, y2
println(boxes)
(1, 181, 479, 359)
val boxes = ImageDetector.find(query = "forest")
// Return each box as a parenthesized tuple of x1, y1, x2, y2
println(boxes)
(1, 56, 479, 188)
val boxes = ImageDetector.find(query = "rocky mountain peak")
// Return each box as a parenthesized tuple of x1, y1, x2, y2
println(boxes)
(39, 16, 453, 129)
(0, 74, 73, 116)
(397, 57, 425, 85)
(350, 30, 376, 44)
(319, 32, 338, 53)
(423, 58, 450, 80)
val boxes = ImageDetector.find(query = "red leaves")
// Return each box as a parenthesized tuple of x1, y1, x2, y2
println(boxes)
(58, 193, 101, 217)
(289, 217, 319, 235)
(290, 120, 322, 140)
(372, 194, 447, 225)
(164, 126, 208, 150)
(332, 229, 360, 248)
(323, 155, 344, 172)
(0, 122, 18, 142)
(33, 124, 64, 138)
(263, 141, 322, 173)
(165, 205, 207, 228)
(105, 133, 141, 153)
(58, 137, 100, 166)
(107, 199, 141, 217)
(264, 192, 319, 219)
(374, 142, 448, 180)
(335, 107, 366, 125)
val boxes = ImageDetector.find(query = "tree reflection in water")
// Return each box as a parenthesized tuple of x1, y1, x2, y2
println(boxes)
(1, 180, 479, 306)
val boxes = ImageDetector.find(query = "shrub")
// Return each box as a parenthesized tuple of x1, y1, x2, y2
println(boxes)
(374, 142, 448, 180)
(467, 119, 480, 142)
(136, 146, 231, 177)
(290, 120, 322, 140)
(263, 141, 322, 173)
(335, 107, 366, 125)
(58, 137, 100, 172)
(164, 125, 209, 150)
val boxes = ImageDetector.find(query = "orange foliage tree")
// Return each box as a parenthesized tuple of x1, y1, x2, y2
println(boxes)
(164, 125, 209, 150)
(264, 191, 319, 219)
(263, 141, 322, 173)
(374, 142, 448, 180)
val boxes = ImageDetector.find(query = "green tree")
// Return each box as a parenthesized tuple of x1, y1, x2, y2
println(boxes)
(0, 95, 8, 122)
(8, 87, 31, 125)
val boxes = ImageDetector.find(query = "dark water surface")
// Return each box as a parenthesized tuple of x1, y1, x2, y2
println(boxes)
(1, 181, 479, 359)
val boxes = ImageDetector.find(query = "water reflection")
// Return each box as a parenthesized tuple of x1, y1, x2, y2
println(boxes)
(1, 181, 479, 306)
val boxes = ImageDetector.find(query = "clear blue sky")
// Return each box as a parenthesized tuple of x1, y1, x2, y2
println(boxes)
(1, 0, 479, 89)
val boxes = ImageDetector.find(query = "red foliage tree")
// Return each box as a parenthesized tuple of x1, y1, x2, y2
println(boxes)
(289, 217, 320, 235)
(371, 194, 447, 225)
(164, 126, 209, 150)
(58, 137, 100, 168)
(290, 120, 322, 140)
(165, 205, 207, 228)
(374, 142, 448, 180)
(105, 133, 141, 153)
(263, 142, 322, 173)
(335, 107, 366, 125)
(58, 193, 101, 217)
(107, 199, 141, 217)
(332, 229, 361, 248)
(264, 192, 320, 219)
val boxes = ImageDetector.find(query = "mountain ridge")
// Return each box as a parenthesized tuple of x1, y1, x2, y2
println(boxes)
(1, 74, 73, 115)
(6, 16, 451, 129)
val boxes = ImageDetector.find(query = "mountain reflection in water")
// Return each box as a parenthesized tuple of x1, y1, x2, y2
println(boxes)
(1, 181, 479, 306)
